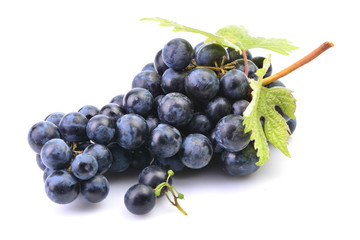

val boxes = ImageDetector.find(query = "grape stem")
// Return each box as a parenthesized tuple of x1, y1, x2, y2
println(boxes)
(242, 49, 249, 76)
(262, 41, 334, 86)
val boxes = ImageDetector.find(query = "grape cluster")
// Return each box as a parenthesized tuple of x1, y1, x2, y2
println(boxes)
(28, 38, 296, 214)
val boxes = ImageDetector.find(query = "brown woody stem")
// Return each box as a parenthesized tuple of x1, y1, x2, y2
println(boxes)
(262, 41, 334, 86)
(242, 49, 248, 76)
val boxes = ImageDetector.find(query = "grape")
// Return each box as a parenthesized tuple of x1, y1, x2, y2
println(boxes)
(86, 115, 115, 145)
(208, 128, 223, 153)
(232, 100, 250, 116)
(220, 142, 260, 176)
(265, 80, 285, 88)
(142, 62, 156, 72)
(132, 70, 162, 97)
(99, 103, 124, 124)
(138, 165, 172, 197)
(227, 48, 252, 62)
(128, 146, 153, 170)
(71, 153, 98, 180)
(179, 133, 213, 169)
(83, 144, 113, 174)
(110, 94, 125, 109)
(36, 154, 46, 171)
(193, 42, 204, 56)
(28, 121, 61, 153)
(154, 49, 169, 75)
(195, 43, 228, 67)
(145, 116, 159, 134)
(251, 56, 273, 78)
(45, 170, 79, 204)
(220, 69, 250, 100)
(59, 112, 89, 142)
(154, 152, 185, 173)
(40, 138, 72, 170)
(157, 92, 193, 127)
(234, 59, 259, 80)
(185, 112, 212, 135)
(45, 112, 65, 128)
(107, 142, 131, 172)
(80, 174, 109, 203)
(185, 67, 219, 103)
(161, 68, 187, 94)
(115, 114, 148, 150)
(124, 183, 156, 215)
(149, 124, 182, 158)
(162, 38, 193, 70)
(43, 168, 54, 182)
(78, 105, 99, 120)
(287, 116, 297, 134)
(205, 96, 232, 123)
(215, 114, 250, 152)
(123, 87, 154, 117)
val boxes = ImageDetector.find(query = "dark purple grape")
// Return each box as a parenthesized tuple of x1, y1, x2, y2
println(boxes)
(232, 100, 250, 116)
(234, 59, 259, 80)
(185, 112, 212, 135)
(45, 170, 79, 204)
(132, 70, 162, 97)
(161, 68, 187, 94)
(59, 112, 89, 142)
(123, 88, 154, 117)
(220, 69, 250, 100)
(86, 115, 115, 145)
(142, 62, 156, 72)
(45, 112, 65, 128)
(149, 124, 182, 158)
(185, 67, 219, 103)
(195, 43, 228, 67)
(41, 138, 72, 170)
(287, 117, 297, 135)
(84, 144, 113, 174)
(138, 165, 172, 197)
(80, 174, 109, 203)
(205, 97, 232, 123)
(99, 103, 124, 124)
(227, 48, 252, 62)
(78, 105, 99, 119)
(115, 114, 148, 150)
(154, 49, 169, 76)
(28, 121, 61, 153)
(124, 184, 156, 215)
(110, 94, 125, 109)
(251, 56, 272, 78)
(71, 153, 98, 180)
(162, 38, 193, 70)
(107, 142, 132, 173)
(158, 92, 193, 127)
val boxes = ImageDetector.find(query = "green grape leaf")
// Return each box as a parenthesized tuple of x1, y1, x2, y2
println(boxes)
(140, 17, 240, 50)
(141, 17, 298, 55)
(215, 25, 299, 55)
(243, 57, 296, 165)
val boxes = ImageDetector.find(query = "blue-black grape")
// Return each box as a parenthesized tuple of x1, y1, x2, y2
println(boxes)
(185, 67, 219, 103)
(43, 168, 54, 182)
(99, 103, 124, 124)
(158, 92, 193, 127)
(205, 97, 232, 123)
(123, 88, 154, 117)
(161, 68, 187, 94)
(40, 138, 72, 170)
(234, 59, 259, 80)
(287, 117, 297, 135)
(154, 152, 185, 173)
(146, 116, 160, 134)
(115, 114, 148, 150)
(142, 62, 156, 72)
(215, 114, 250, 152)
(265, 80, 285, 88)
(124, 183, 156, 215)
(28, 121, 61, 153)
(128, 146, 153, 170)
(132, 70, 162, 97)
(80, 174, 109, 203)
(149, 123, 182, 158)
(83, 144, 113, 174)
(251, 56, 273, 78)
(185, 112, 212, 135)
(232, 100, 250, 116)
(179, 133, 213, 169)
(110, 94, 125, 109)
(208, 128, 223, 153)
(195, 43, 228, 67)
(154, 49, 169, 76)
(36, 154, 46, 171)
(162, 38, 193, 70)
(86, 115, 115, 145)
(220, 69, 250, 100)
(78, 105, 99, 120)
(220, 142, 260, 176)
(59, 112, 89, 142)
(107, 142, 131, 172)
(71, 153, 98, 180)
(45, 112, 65, 128)
(138, 165, 171, 197)
(45, 170, 79, 204)
(227, 48, 252, 62)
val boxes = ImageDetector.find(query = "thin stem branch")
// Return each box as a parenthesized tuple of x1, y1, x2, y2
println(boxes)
(242, 49, 248, 76)
(262, 41, 334, 86)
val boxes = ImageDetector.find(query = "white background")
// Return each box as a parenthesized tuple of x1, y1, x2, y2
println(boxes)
(0, 0, 359, 239)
